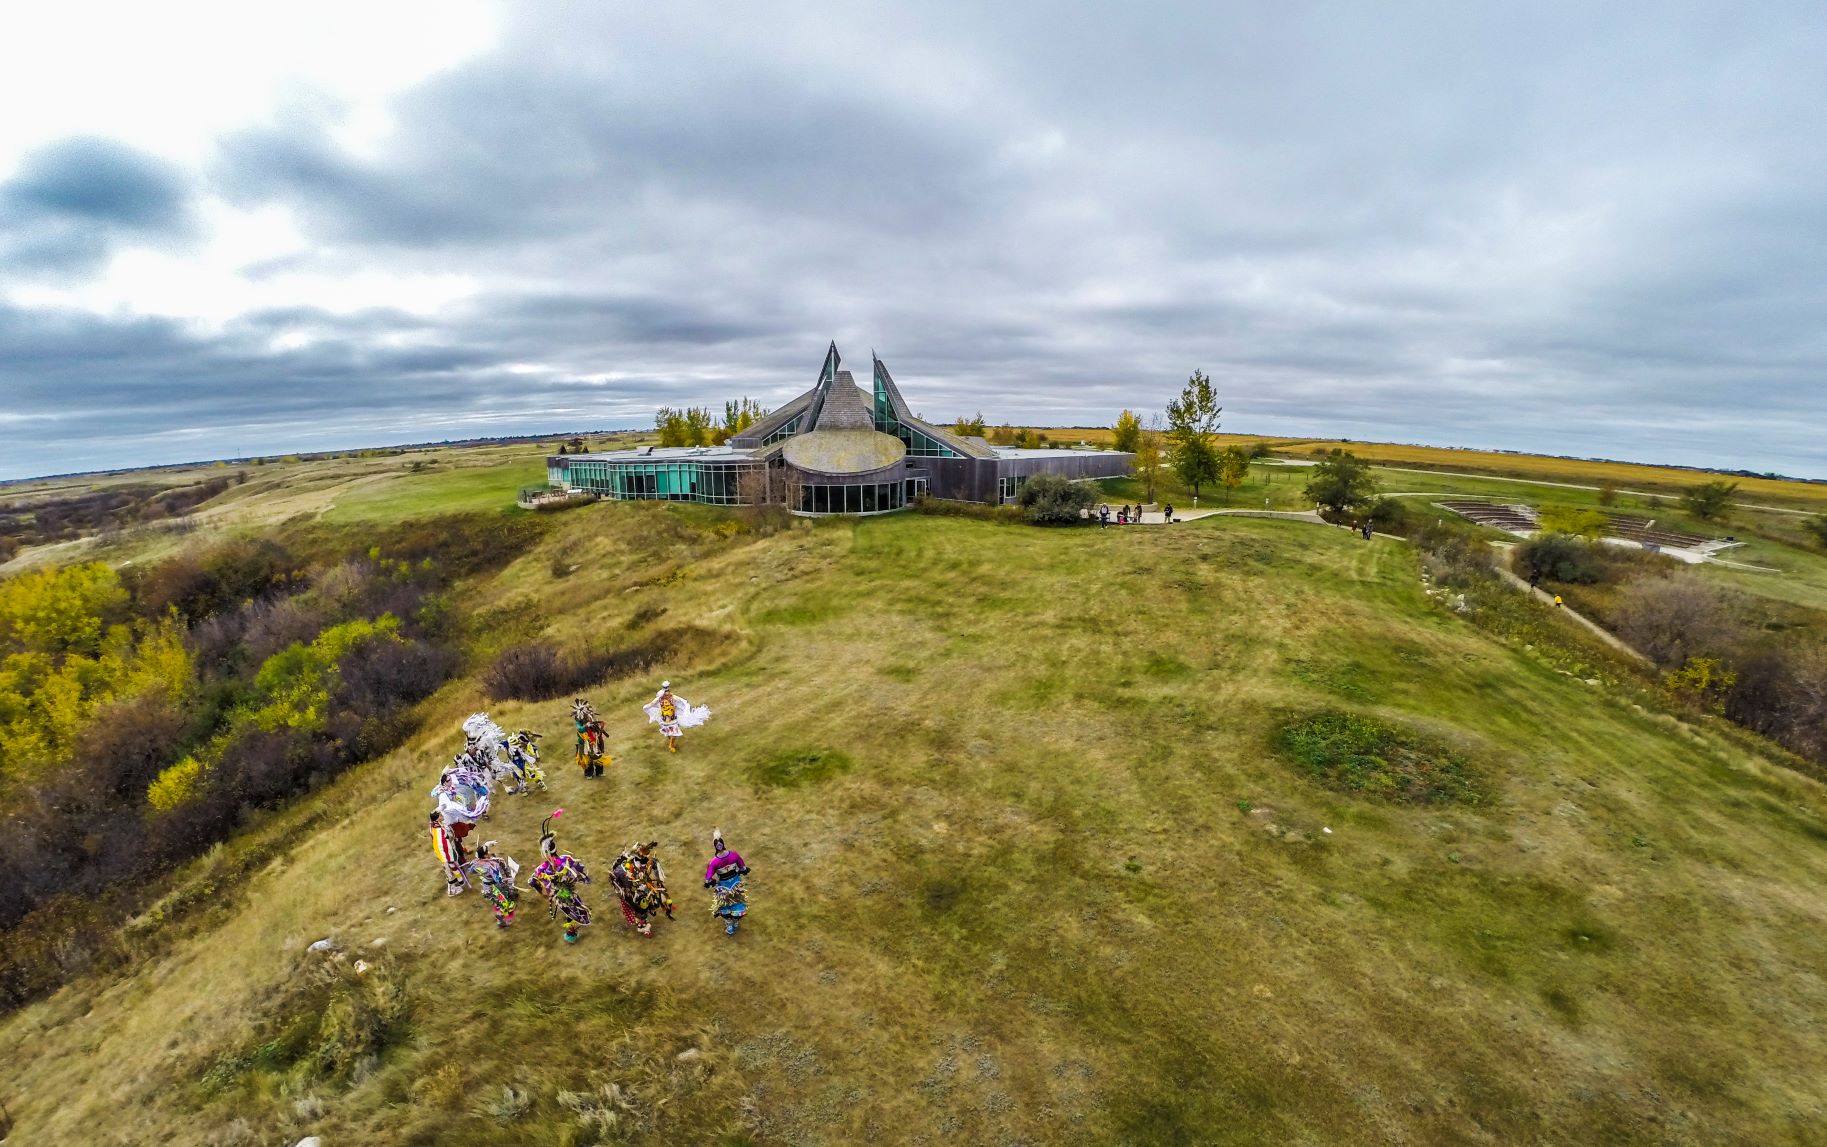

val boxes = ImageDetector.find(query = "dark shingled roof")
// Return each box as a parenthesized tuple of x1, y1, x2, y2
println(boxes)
(810, 371, 876, 430)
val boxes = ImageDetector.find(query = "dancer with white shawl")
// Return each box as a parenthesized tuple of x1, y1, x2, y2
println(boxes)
(642, 681, 710, 754)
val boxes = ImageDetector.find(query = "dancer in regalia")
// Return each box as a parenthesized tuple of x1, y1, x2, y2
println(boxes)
(433, 761, 487, 844)
(506, 729, 547, 793)
(462, 713, 518, 795)
(703, 828, 750, 936)
(618, 879, 666, 938)
(528, 811, 594, 943)
(465, 840, 521, 928)
(573, 698, 610, 778)
(614, 841, 675, 920)
(642, 681, 710, 754)
(429, 811, 468, 896)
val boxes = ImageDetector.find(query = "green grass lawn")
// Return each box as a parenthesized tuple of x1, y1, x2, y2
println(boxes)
(321, 457, 548, 522)
(7, 504, 1827, 1145)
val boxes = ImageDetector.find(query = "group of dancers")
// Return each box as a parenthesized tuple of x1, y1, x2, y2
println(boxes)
(426, 683, 747, 941)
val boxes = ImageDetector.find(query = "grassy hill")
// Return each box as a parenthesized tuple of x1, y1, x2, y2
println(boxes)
(5, 491, 1827, 1144)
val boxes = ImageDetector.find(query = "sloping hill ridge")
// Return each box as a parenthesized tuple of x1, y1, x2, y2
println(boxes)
(5, 505, 1827, 1145)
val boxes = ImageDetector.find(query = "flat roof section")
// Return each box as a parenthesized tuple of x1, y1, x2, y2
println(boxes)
(559, 445, 758, 462)
(991, 447, 1118, 459)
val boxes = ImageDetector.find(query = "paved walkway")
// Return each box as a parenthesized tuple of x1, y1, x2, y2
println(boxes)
(1487, 543, 1652, 663)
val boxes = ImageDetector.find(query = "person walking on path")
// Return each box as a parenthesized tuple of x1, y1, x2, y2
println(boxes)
(1098, 504, 1111, 528)
(1163, 503, 1174, 523)
(1553, 594, 1564, 608)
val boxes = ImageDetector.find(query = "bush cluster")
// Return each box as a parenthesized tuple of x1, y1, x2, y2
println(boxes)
(1017, 473, 1097, 525)
(482, 625, 725, 703)
(0, 518, 537, 1009)
(910, 496, 1025, 524)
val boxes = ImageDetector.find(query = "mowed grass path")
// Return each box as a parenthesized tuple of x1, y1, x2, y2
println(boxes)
(6, 508, 1827, 1144)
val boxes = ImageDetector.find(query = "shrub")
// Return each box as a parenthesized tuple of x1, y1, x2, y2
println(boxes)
(1413, 521, 1493, 588)
(1273, 710, 1479, 805)
(1611, 576, 1742, 667)
(483, 626, 728, 702)
(1806, 516, 1827, 550)
(1517, 533, 1603, 583)
(148, 756, 205, 811)
(1723, 644, 1827, 767)
(482, 643, 568, 701)
(1363, 497, 1406, 532)
(911, 496, 1025, 524)
(1017, 473, 1097, 525)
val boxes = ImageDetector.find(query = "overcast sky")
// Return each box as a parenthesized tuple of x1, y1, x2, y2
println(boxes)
(2, 2, 1824, 481)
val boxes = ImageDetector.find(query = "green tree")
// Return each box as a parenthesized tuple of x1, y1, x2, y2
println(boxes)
(1133, 421, 1163, 503)
(722, 397, 768, 439)
(1303, 449, 1379, 516)
(953, 412, 987, 437)
(1538, 505, 1608, 539)
(1681, 480, 1738, 522)
(655, 408, 689, 447)
(1112, 410, 1142, 454)
(1166, 370, 1222, 499)
(1218, 445, 1251, 502)
(1017, 473, 1097, 525)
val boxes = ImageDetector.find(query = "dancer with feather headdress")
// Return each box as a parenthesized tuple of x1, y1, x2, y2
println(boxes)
(528, 810, 594, 943)
(642, 681, 710, 754)
(612, 840, 676, 921)
(573, 698, 610, 779)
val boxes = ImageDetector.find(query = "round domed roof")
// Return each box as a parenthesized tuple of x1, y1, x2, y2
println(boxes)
(781, 429, 907, 475)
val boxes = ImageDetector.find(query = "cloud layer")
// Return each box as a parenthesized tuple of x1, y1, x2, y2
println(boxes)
(3, 2, 1825, 480)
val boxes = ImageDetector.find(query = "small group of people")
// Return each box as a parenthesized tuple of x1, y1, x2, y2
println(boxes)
(438, 809, 750, 944)
(1097, 502, 1174, 527)
(427, 682, 743, 942)
(427, 712, 547, 897)
(570, 681, 712, 778)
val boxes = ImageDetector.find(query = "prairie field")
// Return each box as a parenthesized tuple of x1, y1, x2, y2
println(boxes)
(5, 480, 1827, 1145)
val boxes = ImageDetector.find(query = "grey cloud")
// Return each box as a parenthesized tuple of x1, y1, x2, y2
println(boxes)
(0, 137, 192, 272)
(6, 1, 1827, 480)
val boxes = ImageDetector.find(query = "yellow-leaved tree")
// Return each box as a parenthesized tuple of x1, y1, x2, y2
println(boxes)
(0, 563, 189, 781)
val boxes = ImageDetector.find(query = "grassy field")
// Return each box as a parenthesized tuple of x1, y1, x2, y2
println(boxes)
(5, 495, 1827, 1144)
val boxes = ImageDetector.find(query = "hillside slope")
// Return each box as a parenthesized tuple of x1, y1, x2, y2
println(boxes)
(5, 506, 1826, 1145)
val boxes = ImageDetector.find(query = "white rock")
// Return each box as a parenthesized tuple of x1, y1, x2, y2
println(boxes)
(295, 1138, 323, 1147)
(676, 1047, 703, 1061)
(307, 939, 338, 953)
(1322, 827, 1333, 834)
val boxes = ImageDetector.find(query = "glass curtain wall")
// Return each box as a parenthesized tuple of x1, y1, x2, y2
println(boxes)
(797, 481, 909, 515)
(566, 461, 762, 504)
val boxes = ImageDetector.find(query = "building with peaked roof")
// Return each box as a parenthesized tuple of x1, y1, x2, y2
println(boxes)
(546, 343, 1132, 515)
